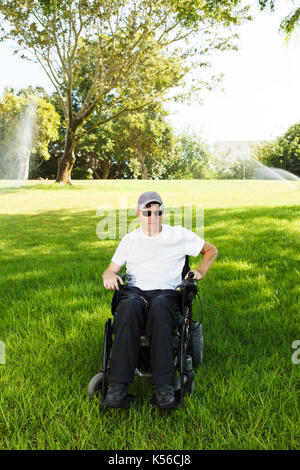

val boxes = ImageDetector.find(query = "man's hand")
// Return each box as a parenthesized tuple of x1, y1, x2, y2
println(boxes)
(102, 270, 124, 291)
(184, 270, 203, 281)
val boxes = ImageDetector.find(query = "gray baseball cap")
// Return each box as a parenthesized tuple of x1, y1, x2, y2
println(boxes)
(137, 191, 163, 210)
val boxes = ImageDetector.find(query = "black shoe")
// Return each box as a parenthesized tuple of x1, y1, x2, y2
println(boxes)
(155, 385, 176, 409)
(102, 383, 129, 408)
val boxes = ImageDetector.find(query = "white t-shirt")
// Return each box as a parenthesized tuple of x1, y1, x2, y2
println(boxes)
(111, 224, 205, 290)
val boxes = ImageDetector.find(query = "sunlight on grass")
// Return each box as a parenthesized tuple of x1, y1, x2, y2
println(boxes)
(0, 180, 299, 450)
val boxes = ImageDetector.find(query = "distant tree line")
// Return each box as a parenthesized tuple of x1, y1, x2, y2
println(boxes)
(0, 87, 299, 180)
(252, 124, 300, 177)
(30, 87, 213, 180)
(1, 1, 298, 182)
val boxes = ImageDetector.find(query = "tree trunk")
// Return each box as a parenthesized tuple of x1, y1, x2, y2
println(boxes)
(102, 162, 111, 179)
(93, 169, 101, 179)
(141, 160, 148, 179)
(93, 162, 111, 179)
(137, 150, 148, 179)
(56, 129, 76, 184)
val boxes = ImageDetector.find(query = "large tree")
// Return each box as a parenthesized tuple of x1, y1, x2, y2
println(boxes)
(0, 0, 250, 184)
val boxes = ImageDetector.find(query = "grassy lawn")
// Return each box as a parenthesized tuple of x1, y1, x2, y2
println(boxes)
(0, 179, 299, 450)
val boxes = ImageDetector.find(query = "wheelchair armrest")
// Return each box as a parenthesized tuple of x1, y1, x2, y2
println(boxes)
(175, 279, 198, 311)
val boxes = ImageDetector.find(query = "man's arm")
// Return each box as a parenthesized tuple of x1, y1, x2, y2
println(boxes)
(102, 261, 124, 291)
(185, 242, 218, 281)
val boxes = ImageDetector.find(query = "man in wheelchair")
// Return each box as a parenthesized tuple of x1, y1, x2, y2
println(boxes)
(101, 191, 218, 408)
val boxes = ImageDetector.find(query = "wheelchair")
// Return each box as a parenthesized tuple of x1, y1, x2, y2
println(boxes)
(88, 256, 204, 408)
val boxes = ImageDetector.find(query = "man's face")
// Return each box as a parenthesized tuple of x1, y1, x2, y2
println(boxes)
(137, 203, 163, 235)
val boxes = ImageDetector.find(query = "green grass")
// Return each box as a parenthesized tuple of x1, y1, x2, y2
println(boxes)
(0, 179, 299, 450)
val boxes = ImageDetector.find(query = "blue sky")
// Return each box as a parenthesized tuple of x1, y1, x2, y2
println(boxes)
(0, 1, 299, 149)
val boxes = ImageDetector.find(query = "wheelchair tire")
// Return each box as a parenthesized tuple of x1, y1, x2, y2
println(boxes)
(188, 322, 204, 367)
(88, 372, 104, 400)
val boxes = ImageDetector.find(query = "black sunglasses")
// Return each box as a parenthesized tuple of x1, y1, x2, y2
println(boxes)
(141, 210, 163, 217)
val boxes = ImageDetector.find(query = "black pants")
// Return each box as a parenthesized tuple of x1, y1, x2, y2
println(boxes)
(109, 286, 183, 387)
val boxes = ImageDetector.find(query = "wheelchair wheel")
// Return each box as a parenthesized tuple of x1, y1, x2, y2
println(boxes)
(88, 318, 112, 401)
(188, 322, 204, 367)
(88, 372, 104, 399)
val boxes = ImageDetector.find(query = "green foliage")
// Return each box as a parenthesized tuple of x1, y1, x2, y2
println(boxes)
(162, 132, 212, 179)
(0, 0, 251, 182)
(116, 105, 175, 180)
(210, 149, 243, 179)
(258, 0, 300, 39)
(280, 7, 300, 39)
(174, 0, 252, 27)
(38, 99, 213, 180)
(45, 96, 176, 180)
(0, 89, 60, 179)
(253, 123, 300, 177)
(72, 119, 132, 180)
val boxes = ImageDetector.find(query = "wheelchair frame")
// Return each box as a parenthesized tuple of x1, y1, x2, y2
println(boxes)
(88, 256, 204, 407)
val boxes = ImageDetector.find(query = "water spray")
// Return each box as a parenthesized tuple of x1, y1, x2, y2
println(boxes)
(243, 155, 299, 190)
(0, 97, 37, 187)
